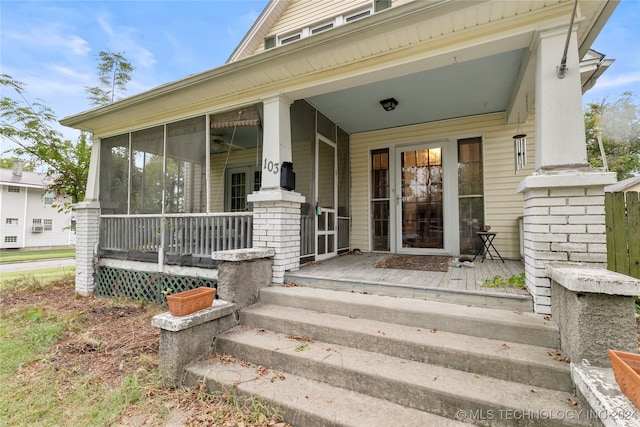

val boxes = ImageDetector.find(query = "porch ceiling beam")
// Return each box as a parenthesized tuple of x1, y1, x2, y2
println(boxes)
(505, 38, 535, 126)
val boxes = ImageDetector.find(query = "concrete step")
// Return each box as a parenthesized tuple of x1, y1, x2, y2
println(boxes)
(210, 326, 585, 427)
(284, 271, 534, 311)
(240, 303, 573, 392)
(184, 356, 466, 427)
(259, 286, 559, 348)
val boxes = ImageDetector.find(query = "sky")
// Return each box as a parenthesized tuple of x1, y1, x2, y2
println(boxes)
(1, 0, 639, 148)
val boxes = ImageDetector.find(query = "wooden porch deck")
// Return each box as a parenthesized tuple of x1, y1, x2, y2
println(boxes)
(285, 252, 532, 311)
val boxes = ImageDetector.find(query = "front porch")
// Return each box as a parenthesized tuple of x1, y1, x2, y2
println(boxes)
(285, 252, 531, 311)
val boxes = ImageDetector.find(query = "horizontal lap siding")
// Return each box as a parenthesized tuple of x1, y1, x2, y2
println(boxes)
(271, 0, 369, 36)
(350, 112, 536, 259)
(209, 149, 260, 213)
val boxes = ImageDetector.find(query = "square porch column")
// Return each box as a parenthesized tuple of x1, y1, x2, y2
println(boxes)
(248, 94, 305, 284)
(518, 29, 616, 314)
(74, 201, 100, 296)
(74, 137, 102, 296)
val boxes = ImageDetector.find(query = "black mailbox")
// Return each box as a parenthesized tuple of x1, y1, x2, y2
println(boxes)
(280, 161, 295, 191)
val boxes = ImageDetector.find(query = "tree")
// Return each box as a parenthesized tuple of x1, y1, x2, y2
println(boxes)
(585, 92, 640, 180)
(85, 50, 134, 106)
(0, 75, 90, 211)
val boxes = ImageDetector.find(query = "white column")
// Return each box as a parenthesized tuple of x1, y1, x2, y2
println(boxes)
(518, 29, 617, 314)
(534, 29, 588, 170)
(85, 136, 101, 201)
(248, 93, 305, 284)
(261, 94, 293, 189)
(74, 201, 100, 296)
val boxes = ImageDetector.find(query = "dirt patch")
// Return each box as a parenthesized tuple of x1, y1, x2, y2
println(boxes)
(0, 280, 290, 426)
(375, 255, 451, 272)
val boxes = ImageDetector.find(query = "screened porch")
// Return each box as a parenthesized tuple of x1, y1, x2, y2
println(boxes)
(95, 101, 350, 265)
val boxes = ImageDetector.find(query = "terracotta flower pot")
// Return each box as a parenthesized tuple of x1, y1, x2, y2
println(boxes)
(166, 287, 216, 316)
(608, 349, 640, 409)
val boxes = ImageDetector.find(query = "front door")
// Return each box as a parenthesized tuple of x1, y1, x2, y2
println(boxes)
(395, 142, 453, 254)
(316, 135, 337, 260)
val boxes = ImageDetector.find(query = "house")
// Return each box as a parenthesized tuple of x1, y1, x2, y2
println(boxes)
(61, 0, 619, 315)
(605, 175, 640, 193)
(0, 161, 76, 249)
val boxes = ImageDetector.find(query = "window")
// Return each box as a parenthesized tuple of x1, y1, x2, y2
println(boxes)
(345, 9, 371, 22)
(311, 22, 334, 35)
(4, 236, 17, 243)
(270, 2, 386, 48)
(226, 167, 261, 212)
(8, 186, 20, 193)
(280, 32, 301, 45)
(370, 149, 390, 251)
(374, 0, 391, 13)
(458, 137, 485, 255)
(264, 35, 276, 50)
(33, 218, 42, 225)
(6, 218, 18, 225)
(44, 192, 54, 205)
(43, 219, 53, 231)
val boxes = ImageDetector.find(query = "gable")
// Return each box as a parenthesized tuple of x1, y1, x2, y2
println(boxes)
(229, 0, 397, 62)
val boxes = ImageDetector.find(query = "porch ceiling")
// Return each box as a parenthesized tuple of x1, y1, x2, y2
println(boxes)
(60, 0, 615, 138)
(306, 48, 526, 134)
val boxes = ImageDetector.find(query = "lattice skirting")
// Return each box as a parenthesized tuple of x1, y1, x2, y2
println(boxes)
(94, 266, 217, 306)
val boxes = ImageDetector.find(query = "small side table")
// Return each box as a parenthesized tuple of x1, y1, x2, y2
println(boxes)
(472, 232, 505, 263)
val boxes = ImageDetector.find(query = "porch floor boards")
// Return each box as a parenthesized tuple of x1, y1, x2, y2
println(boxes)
(286, 252, 530, 310)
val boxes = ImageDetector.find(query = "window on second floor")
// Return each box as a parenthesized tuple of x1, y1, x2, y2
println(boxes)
(264, 0, 392, 50)
(44, 192, 54, 205)
(8, 186, 20, 193)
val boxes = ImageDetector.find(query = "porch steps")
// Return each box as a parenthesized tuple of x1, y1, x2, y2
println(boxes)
(184, 287, 585, 426)
(284, 271, 533, 312)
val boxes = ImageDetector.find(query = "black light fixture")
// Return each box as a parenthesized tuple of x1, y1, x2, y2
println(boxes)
(380, 97, 398, 111)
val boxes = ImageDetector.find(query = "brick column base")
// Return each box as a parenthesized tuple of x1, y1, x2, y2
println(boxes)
(74, 201, 100, 296)
(517, 171, 616, 314)
(248, 189, 305, 284)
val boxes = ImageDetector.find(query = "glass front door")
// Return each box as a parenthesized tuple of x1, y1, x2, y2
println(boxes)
(396, 144, 446, 252)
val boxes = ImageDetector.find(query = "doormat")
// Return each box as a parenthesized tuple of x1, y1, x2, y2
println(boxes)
(374, 255, 451, 272)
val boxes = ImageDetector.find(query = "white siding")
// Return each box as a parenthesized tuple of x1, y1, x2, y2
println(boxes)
(209, 149, 261, 212)
(0, 184, 75, 249)
(252, 0, 393, 56)
(349, 112, 536, 259)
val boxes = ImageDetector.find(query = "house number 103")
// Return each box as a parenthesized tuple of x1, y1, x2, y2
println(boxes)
(263, 159, 279, 174)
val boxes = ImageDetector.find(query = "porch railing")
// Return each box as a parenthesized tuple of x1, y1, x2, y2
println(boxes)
(99, 213, 253, 258)
(300, 216, 351, 257)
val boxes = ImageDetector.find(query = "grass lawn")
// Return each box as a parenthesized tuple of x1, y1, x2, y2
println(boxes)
(0, 267, 76, 289)
(0, 248, 75, 263)
(0, 274, 289, 427)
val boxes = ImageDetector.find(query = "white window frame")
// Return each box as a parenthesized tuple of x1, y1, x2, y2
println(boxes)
(8, 186, 20, 193)
(5, 218, 18, 225)
(43, 218, 53, 231)
(4, 236, 18, 243)
(44, 192, 54, 205)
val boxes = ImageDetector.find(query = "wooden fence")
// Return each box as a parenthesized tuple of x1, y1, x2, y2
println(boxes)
(605, 191, 640, 279)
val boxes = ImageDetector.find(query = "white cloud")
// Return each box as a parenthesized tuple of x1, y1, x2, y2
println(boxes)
(594, 71, 640, 90)
(4, 25, 90, 56)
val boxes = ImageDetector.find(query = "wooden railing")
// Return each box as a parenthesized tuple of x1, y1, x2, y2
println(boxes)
(99, 213, 253, 257)
(605, 191, 640, 279)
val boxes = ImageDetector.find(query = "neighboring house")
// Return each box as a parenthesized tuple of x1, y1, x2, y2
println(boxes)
(0, 162, 76, 249)
(61, 0, 619, 314)
(605, 176, 640, 193)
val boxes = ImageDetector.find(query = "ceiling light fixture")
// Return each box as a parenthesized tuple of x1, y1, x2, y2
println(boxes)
(380, 97, 398, 111)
